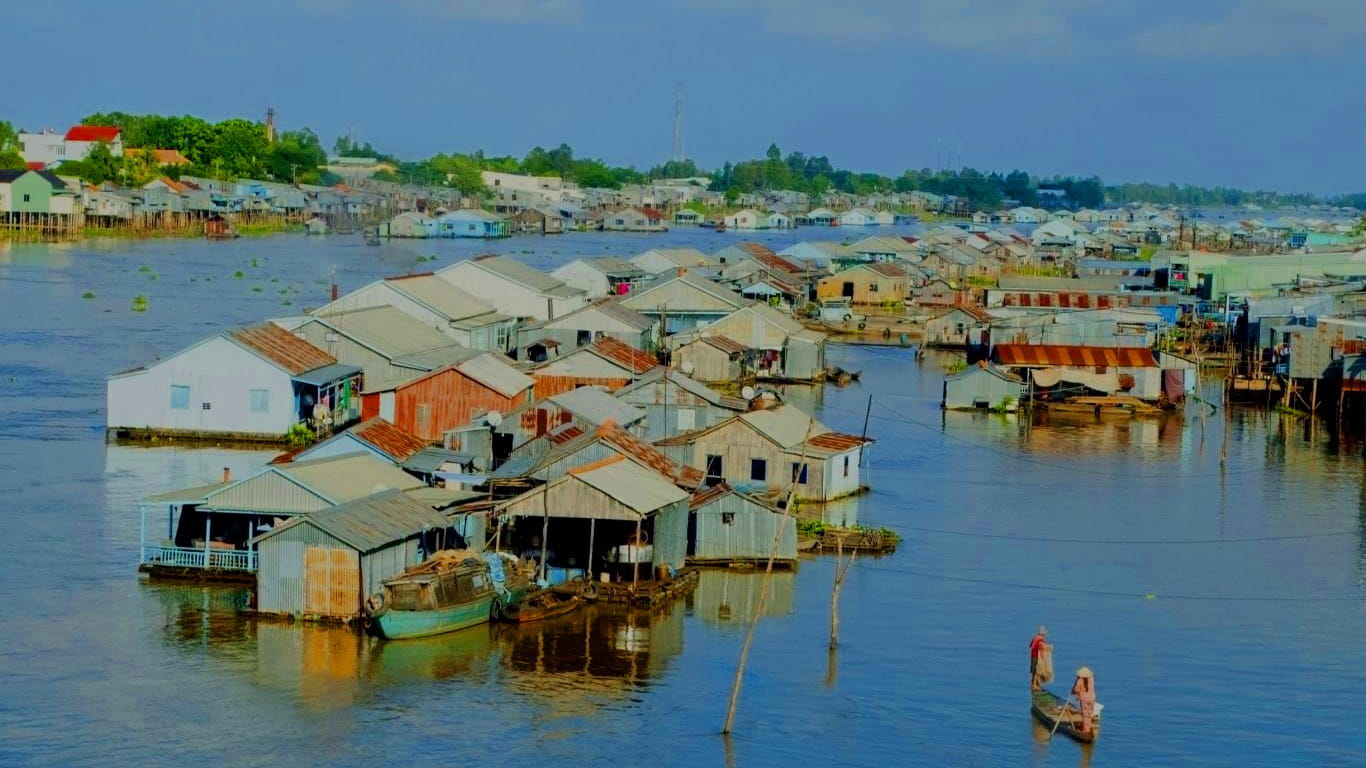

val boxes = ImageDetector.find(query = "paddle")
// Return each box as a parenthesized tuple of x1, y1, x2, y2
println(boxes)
(1048, 694, 1076, 740)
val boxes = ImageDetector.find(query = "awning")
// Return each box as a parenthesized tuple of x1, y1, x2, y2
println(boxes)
(292, 362, 362, 386)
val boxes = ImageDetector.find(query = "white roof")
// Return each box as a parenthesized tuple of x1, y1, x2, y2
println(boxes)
(546, 386, 645, 426)
(740, 405, 830, 448)
(572, 458, 688, 513)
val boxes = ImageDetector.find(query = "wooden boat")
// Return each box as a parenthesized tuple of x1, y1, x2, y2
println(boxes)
(501, 587, 581, 623)
(368, 551, 527, 640)
(1031, 688, 1100, 743)
(1044, 395, 1161, 417)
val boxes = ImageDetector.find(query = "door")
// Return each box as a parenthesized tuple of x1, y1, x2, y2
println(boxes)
(305, 546, 360, 617)
(842, 282, 855, 298)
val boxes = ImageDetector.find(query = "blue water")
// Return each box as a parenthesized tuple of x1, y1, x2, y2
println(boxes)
(1, 228, 1363, 767)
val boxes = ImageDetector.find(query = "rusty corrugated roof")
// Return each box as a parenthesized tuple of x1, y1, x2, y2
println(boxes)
(806, 432, 873, 451)
(866, 262, 908, 278)
(548, 423, 586, 446)
(226, 323, 336, 375)
(592, 337, 657, 374)
(994, 344, 1158, 368)
(352, 418, 430, 461)
(696, 335, 749, 355)
(689, 481, 733, 509)
(598, 423, 704, 488)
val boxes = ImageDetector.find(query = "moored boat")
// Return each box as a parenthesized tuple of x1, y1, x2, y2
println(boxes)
(500, 587, 582, 623)
(1044, 395, 1162, 417)
(367, 550, 528, 640)
(1031, 688, 1100, 743)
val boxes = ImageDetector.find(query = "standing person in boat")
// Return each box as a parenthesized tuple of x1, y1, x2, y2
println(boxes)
(1029, 626, 1050, 691)
(1071, 667, 1097, 734)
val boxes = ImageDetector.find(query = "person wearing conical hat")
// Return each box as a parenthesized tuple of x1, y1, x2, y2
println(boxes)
(1029, 626, 1049, 691)
(1071, 667, 1097, 734)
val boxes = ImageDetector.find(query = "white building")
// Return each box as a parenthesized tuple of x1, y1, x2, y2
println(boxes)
(551, 257, 650, 298)
(313, 273, 517, 352)
(107, 323, 360, 439)
(724, 209, 763, 230)
(19, 125, 124, 168)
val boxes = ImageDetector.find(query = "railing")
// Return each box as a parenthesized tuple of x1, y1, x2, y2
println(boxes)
(141, 546, 257, 572)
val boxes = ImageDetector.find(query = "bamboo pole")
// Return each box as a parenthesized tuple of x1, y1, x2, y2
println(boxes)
(828, 536, 856, 649)
(721, 418, 812, 735)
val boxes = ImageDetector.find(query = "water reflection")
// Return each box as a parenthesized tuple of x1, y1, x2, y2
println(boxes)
(690, 568, 795, 628)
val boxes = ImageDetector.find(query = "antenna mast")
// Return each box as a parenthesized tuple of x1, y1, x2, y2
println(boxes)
(672, 83, 685, 163)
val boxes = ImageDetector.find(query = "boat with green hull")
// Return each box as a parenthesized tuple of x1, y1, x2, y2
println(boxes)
(367, 551, 528, 640)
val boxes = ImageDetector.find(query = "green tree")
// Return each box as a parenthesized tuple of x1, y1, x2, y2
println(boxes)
(0, 120, 23, 169)
(265, 128, 326, 183)
(212, 119, 268, 178)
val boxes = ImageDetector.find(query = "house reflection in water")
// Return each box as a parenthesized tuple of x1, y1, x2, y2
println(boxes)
(689, 569, 795, 628)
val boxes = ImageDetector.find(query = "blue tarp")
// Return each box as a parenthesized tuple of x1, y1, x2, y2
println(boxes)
(1153, 305, 1181, 326)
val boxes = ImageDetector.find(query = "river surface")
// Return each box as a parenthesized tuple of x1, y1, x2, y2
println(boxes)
(1, 228, 1364, 767)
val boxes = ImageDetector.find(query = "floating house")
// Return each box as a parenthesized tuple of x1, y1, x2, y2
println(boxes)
(436, 209, 509, 238)
(848, 235, 918, 263)
(107, 323, 361, 442)
(294, 305, 494, 387)
(723, 209, 765, 230)
(621, 271, 749, 333)
(495, 455, 691, 580)
(603, 206, 667, 232)
(515, 299, 657, 362)
(688, 483, 796, 565)
(510, 206, 566, 235)
(630, 247, 718, 275)
(690, 303, 826, 381)
(280, 417, 472, 485)
(817, 263, 910, 305)
(674, 335, 754, 383)
(993, 344, 1163, 400)
(252, 490, 455, 620)
(530, 336, 659, 399)
(137, 453, 426, 577)
(388, 211, 438, 238)
(942, 362, 1027, 411)
(438, 255, 587, 322)
(838, 208, 877, 226)
(798, 208, 838, 226)
(498, 387, 647, 450)
(615, 367, 750, 441)
(551, 257, 650, 298)
(924, 305, 993, 348)
(779, 241, 853, 267)
(313, 274, 517, 352)
(360, 352, 534, 442)
(655, 404, 871, 502)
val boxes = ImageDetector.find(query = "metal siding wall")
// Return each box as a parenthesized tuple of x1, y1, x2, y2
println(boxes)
(786, 339, 821, 379)
(534, 442, 612, 481)
(297, 324, 405, 385)
(694, 494, 796, 561)
(257, 523, 347, 615)
(210, 471, 330, 514)
(653, 500, 689, 571)
(395, 368, 526, 441)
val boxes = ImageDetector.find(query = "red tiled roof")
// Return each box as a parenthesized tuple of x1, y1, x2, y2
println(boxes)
(592, 337, 657, 374)
(352, 418, 430, 460)
(64, 125, 121, 142)
(640, 207, 666, 220)
(994, 344, 1158, 368)
(226, 323, 337, 375)
(806, 432, 873, 451)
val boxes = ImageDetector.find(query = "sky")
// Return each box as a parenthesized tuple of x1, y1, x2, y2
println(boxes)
(10, 0, 1366, 194)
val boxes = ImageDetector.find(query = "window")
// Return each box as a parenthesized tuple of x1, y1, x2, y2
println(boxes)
(750, 458, 767, 482)
(577, 330, 592, 346)
(170, 385, 190, 410)
(791, 462, 808, 484)
(675, 408, 695, 430)
(249, 389, 269, 413)
(721, 512, 735, 526)
(202, 402, 212, 410)
(22, 193, 31, 203)
(704, 454, 723, 486)
(843, 455, 851, 477)
(870, 282, 879, 292)
(416, 403, 431, 431)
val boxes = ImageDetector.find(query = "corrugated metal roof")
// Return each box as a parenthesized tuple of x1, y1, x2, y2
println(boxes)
(292, 361, 362, 386)
(259, 490, 447, 553)
(307, 305, 464, 358)
(806, 432, 872, 452)
(226, 323, 336, 375)
(383, 273, 498, 321)
(994, 344, 1159, 368)
(402, 447, 474, 474)
(277, 452, 425, 503)
(689, 481, 733, 510)
(142, 481, 231, 503)
(548, 423, 586, 446)
(350, 418, 430, 461)
(591, 337, 657, 374)
(455, 354, 535, 398)
(584, 257, 648, 277)
(569, 455, 689, 513)
(547, 387, 646, 427)
(740, 405, 830, 448)
(546, 298, 654, 331)
(464, 255, 585, 299)
(696, 335, 749, 355)
(65, 125, 121, 142)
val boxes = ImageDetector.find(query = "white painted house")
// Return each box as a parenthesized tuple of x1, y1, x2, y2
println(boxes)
(19, 125, 124, 168)
(438, 255, 587, 322)
(551, 256, 650, 298)
(838, 208, 877, 226)
(107, 323, 361, 440)
(724, 209, 763, 230)
(630, 248, 718, 275)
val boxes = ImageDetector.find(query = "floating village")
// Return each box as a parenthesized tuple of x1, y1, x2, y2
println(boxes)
(8, 121, 1364, 748)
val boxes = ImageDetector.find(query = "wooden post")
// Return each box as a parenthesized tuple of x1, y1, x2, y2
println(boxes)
(632, 517, 642, 590)
(587, 517, 597, 582)
(539, 485, 551, 584)
(722, 419, 812, 735)
(829, 536, 856, 649)
(203, 515, 212, 569)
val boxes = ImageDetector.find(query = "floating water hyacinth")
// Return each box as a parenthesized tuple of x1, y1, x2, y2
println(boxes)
(131, 295, 149, 312)
(82, 291, 95, 299)
(234, 270, 245, 279)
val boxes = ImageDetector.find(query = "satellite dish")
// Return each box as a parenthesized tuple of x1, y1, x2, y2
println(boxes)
(741, 385, 756, 400)
(681, 360, 696, 375)
(485, 411, 503, 428)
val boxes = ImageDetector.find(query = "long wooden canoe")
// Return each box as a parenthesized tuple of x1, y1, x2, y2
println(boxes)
(1031, 688, 1100, 743)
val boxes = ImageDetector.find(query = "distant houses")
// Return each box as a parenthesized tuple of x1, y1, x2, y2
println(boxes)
(313, 272, 517, 352)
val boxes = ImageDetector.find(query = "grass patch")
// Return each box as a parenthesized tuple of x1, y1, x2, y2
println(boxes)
(82, 290, 96, 299)
(131, 295, 149, 312)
